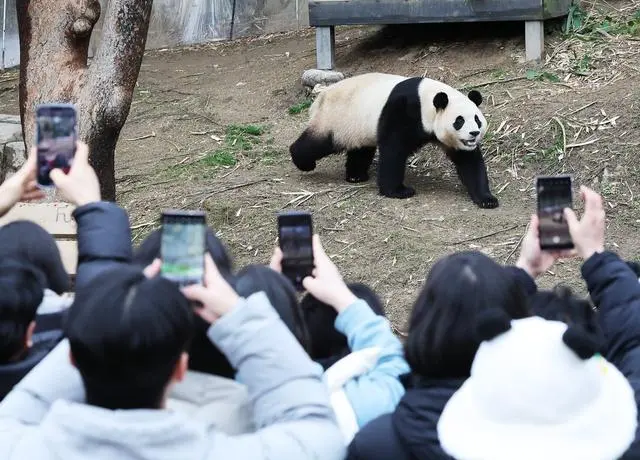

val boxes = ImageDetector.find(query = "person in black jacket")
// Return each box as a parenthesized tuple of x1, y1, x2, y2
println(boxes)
(347, 213, 572, 460)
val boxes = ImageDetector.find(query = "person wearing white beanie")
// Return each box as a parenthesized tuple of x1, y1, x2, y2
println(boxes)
(437, 309, 637, 460)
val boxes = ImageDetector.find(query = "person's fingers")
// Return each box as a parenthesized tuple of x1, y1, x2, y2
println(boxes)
(302, 276, 318, 293)
(143, 258, 162, 278)
(181, 283, 209, 302)
(49, 168, 67, 187)
(193, 306, 218, 324)
(582, 186, 603, 215)
(563, 208, 580, 235)
(313, 234, 334, 271)
(20, 148, 38, 178)
(73, 141, 89, 165)
(21, 190, 45, 201)
(269, 247, 283, 272)
(202, 253, 220, 287)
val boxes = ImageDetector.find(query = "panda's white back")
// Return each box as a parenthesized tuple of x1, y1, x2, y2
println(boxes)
(309, 73, 408, 149)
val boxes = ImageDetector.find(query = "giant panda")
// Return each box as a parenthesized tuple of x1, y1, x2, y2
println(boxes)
(289, 72, 498, 209)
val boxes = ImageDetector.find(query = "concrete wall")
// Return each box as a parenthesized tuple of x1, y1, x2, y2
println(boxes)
(1, 0, 309, 70)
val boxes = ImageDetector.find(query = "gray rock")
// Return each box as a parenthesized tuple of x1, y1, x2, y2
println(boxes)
(0, 121, 22, 145)
(0, 114, 21, 124)
(4, 141, 26, 171)
(301, 69, 344, 88)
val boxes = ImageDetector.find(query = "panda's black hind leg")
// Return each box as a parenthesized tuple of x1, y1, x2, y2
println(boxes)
(449, 147, 499, 209)
(345, 147, 376, 183)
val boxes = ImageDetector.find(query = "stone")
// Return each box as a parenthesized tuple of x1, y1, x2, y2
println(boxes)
(4, 141, 26, 172)
(0, 114, 21, 124)
(301, 69, 344, 88)
(0, 121, 22, 145)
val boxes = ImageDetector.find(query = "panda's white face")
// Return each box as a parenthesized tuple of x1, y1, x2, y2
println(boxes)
(433, 90, 488, 152)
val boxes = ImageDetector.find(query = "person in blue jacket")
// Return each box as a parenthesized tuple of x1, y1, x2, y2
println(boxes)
(266, 238, 411, 444)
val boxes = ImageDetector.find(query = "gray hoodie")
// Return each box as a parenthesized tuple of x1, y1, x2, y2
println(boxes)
(0, 292, 345, 460)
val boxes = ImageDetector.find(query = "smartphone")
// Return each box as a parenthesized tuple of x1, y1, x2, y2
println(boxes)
(35, 103, 78, 187)
(536, 175, 574, 251)
(160, 210, 206, 287)
(278, 211, 314, 291)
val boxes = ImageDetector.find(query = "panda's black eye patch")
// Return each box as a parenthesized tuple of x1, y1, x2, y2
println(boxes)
(475, 115, 482, 128)
(453, 116, 465, 130)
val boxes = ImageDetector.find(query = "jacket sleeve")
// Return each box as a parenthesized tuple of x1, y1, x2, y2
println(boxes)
(335, 299, 410, 428)
(0, 340, 84, 425)
(582, 251, 640, 379)
(206, 292, 345, 460)
(504, 266, 537, 296)
(73, 202, 133, 289)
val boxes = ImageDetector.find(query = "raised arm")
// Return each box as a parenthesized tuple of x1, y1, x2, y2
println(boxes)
(181, 255, 344, 460)
(335, 299, 409, 427)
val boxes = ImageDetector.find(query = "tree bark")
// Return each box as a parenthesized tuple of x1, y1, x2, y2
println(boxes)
(16, 0, 154, 201)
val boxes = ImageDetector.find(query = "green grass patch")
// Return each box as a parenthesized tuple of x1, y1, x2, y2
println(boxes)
(202, 148, 237, 167)
(288, 99, 313, 115)
(525, 69, 561, 83)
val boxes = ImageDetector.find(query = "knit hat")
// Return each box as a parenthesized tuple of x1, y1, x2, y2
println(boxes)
(437, 312, 637, 460)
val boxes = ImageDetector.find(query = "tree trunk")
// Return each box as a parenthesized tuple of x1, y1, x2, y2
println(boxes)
(16, 0, 154, 201)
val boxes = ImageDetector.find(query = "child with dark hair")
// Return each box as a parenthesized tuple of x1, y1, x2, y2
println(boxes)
(0, 260, 64, 400)
(348, 250, 532, 460)
(301, 282, 385, 370)
(266, 237, 409, 444)
(133, 226, 252, 434)
(133, 227, 236, 379)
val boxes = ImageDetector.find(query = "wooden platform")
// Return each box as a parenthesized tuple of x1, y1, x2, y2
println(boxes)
(309, 0, 571, 69)
(0, 203, 78, 277)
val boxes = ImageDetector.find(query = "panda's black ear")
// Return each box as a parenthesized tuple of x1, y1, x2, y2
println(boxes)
(433, 92, 449, 111)
(476, 308, 512, 342)
(468, 90, 483, 107)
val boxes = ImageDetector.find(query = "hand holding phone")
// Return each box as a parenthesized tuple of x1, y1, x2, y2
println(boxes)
(35, 103, 78, 188)
(160, 210, 206, 287)
(536, 175, 574, 251)
(278, 211, 314, 291)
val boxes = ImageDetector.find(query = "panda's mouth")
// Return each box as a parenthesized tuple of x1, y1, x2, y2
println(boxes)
(461, 139, 477, 148)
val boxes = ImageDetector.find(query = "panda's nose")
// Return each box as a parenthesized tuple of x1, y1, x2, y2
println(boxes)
(469, 131, 480, 137)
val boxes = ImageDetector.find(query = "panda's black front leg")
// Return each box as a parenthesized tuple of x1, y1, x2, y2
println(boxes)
(449, 147, 499, 209)
(345, 147, 376, 183)
(376, 136, 415, 199)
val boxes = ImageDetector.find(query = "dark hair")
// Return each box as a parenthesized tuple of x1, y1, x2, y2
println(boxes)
(65, 265, 194, 410)
(132, 227, 236, 378)
(405, 251, 529, 379)
(234, 264, 311, 352)
(0, 221, 70, 294)
(529, 285, 601, 337)
(302, 283, 385, 369)
(133, 227, 233, 276)
(0, 261, 46, 362)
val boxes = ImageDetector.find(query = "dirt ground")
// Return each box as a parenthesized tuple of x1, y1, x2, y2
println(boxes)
(1, 0, 640, 329)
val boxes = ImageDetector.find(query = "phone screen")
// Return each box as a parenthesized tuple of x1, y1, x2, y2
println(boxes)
(36, 104, 77, 187)
(278, 211, 314, 291)
(160, 210, 206, 286)
(536, 175, 574, 251)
